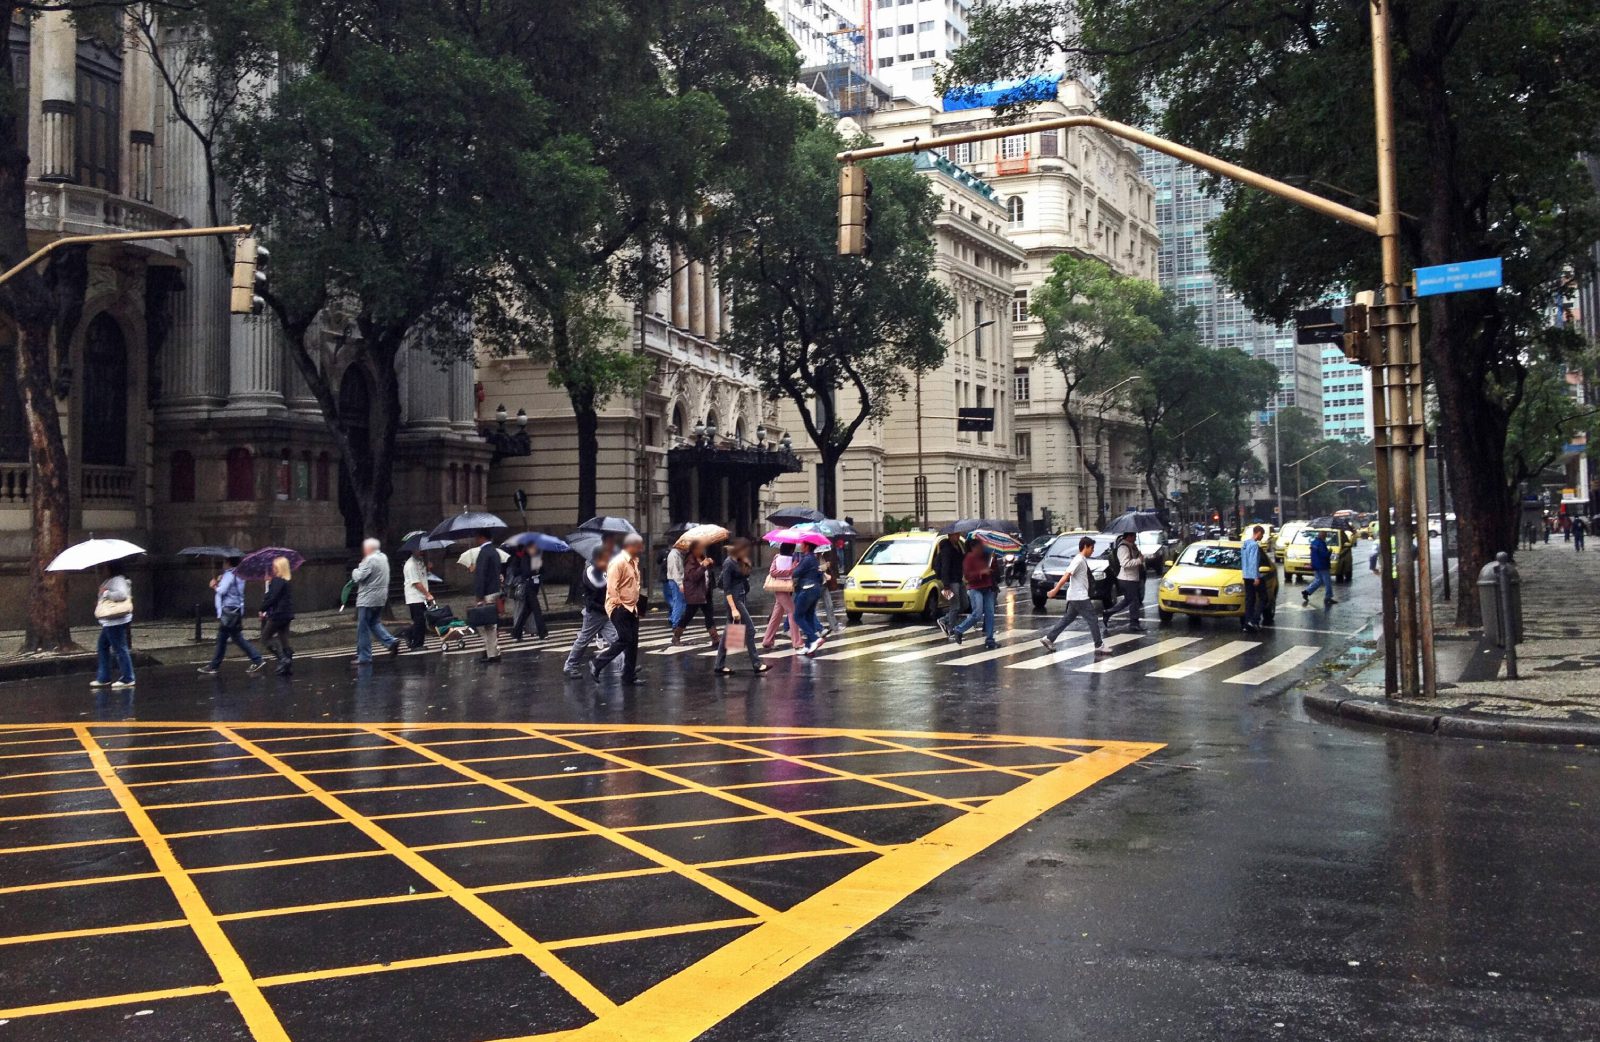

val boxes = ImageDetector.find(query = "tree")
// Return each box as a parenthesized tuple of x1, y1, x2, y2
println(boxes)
(720, 122, 955, 516)
(1504, 328, 1597, 491)
(1028, 254, 1158, 528)
(944, 0, 1600, 624)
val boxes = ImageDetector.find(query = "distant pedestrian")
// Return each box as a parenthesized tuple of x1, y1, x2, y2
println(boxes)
(1040, 536, 1109, 655)
(1101, 532, 1147, 633)
(1575, 517, 1588, 552)
(564, 545, 617, 677)
(1301, 531, 1336, 608)
(199, 556, 265, 675)
(1522, 522, 1537, 550)
(472, 533, 504, 662)
(947, 543, 998, 648)
(351, 538, 400, 664)
(792, 545, 827, 656)
(592, 533, 644, 685)
(1563, 515, 1572, 541)
(664, 542, 688, 643)
(933, 531, 966, 633)
(509, 546, 547, 642)
(90, 563, 136, 690)
(680, 543, 720, 646)
(715, 538, 768, 674)
(259, 556, 296, 675)
(403, 548, 433, 650)
(761, 546, 801, 650)
(1240, 525, 1266, 634)
(818, 543, 846, 632)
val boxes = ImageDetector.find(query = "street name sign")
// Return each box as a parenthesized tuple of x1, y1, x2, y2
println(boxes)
(1413, 257, 1502, 297)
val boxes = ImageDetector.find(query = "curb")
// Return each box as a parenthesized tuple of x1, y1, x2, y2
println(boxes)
(1303, 685, 1600, 745)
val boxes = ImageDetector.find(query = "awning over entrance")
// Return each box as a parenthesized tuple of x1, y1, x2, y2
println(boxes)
(667, 444, 802, 536)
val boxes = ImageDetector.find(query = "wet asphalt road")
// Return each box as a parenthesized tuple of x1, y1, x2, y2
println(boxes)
(2, 570, 1597, 1042)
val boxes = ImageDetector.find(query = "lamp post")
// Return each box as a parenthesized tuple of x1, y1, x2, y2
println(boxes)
(916, 317, 996, 527)
(1290, 444, 1335, 518)
(480, 403, 531, 463)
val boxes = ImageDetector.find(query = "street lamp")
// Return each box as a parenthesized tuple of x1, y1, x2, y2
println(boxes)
(481, 403, 532, 463)
(1290, 444, 1335, 518)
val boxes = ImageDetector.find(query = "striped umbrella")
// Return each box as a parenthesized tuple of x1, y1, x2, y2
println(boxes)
(972, 529, 1024, 554)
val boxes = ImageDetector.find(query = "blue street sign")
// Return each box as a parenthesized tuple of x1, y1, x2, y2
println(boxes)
(1414, 257, 1502, 297)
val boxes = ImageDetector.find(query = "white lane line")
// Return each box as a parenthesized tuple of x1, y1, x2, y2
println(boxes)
(813, 629, 949, 661)
(882, 629, 1031, 663)
(943, 635, 1073, 666)
(1147, 640, 1259, 679)
(1222, 645, 1321, 685)
(1074, 636, 1202, 674)
(696, 623, 922, 658)
(1006, 632, 1143, 670)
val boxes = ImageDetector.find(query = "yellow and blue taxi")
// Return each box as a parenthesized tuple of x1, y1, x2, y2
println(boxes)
(842, 531, 946, 623)
(1157, 539, 1280, 624)
(1283, 527, 1355, 583)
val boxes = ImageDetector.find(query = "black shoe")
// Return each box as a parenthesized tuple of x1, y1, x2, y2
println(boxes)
(589, 662, 602, 683)
(1241, 623, 1259, 633)
(388, 642, 401, 657)
(564, 667, 583, 678)
(1301, 592, 1310, 604)
(275, 663, 292, 676)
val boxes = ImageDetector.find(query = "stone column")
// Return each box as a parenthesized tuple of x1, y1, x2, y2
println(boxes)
(404, 347, 452, 433)
(227, 315, 285, 412)
(283, 329, 322, 417)
(448, 356, 477, 434)
(35, 12, 75, 182)
(702, 260, 718, 342)
(687, 258, 704, 338)
(121, 28, 155, 202)
(670, 247, 688, 330)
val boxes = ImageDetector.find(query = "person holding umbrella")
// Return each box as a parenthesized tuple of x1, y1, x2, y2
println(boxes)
(791, 544, 827, 655)
(471, 532, 505, 662)
(351, 538, 401, 664)
(715, 538, 769, 674)
(259, 556, 296, 676)
(90, 561, 137, 690)
(508, 544, 548, 642)
(663, 540, 688, 643)
(761, 544, 801, 650)
(198, 556, 266, 675)
(564, 541, 616, 678)
(1101, 532, 1148, 633)
(591, 533, 644, 685)
(932, 530, 966, 635)
(680, 542, 720, 646)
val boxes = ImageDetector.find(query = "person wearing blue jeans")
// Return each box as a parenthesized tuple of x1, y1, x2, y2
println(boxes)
(1240, 526, 1265, 633)
(948, 545, 998, 648)
(1301, 531, 1336, 608)
(664, 545, 688, 641)
(198, 559, 264, 674)
(791, 548, 827, 655)
(90, 567, 136, 689)
(351, 538, 400, 664)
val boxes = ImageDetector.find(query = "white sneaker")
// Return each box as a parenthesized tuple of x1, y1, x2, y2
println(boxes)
(111, 679, 136, 689)
(89, 679, 111, 689)
(1039, 636, 1054, 650)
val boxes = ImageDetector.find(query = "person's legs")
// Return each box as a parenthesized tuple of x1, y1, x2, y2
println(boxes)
(510, 596, 530, 640)
(565, 610, 603, 671)
(95, 626, 113, 684)
(482, 622, 500, 659)
(1080, 600, 1104, 647)
(527, 589, 547, 638)
(593, 608, 629, 672)
(615, 609, 640, 682)
(368, 611, 398, 650)
(230, 625, 263, 665)
(1243, 581, 1260, 628)
(942, 580, 964, 632)
(1046, 599, 1079, 642)
(207, 623, 230, 669)
(739, 602, 762, 667)
(778, 593, 801, 648)
(408, 602, 428, 648)
(1302, 570, 1324, 601)
(762, 602, 784, 647)
(355, 608, 374, 662)
(665, 580, 685, 631)
(952, 590, 985, 635)
(794, 590, 821, 645)
(979, 587, 997, 645)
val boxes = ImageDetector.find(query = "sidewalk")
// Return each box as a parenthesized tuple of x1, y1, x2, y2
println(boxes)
(1310, 536, 1600, 740)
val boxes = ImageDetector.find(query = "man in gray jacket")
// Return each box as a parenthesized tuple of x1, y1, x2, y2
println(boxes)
(352, 538, 401, 664)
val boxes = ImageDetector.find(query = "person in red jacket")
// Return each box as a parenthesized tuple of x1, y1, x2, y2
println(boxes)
(945, 545, 998, 649)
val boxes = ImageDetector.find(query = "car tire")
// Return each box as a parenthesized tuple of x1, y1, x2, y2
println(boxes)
(1032, 595, 1047, 611)
(1186, 614, 1202, 628)
(1158, 608, 1172, 624)
(920, 591, 940, 624)
(846, 612, 863, 624)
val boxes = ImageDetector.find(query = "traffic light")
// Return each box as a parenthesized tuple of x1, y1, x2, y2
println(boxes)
(1340, 300, 1380, 367)
(838, 164, 873, 257)
(230, 236, 270, 315)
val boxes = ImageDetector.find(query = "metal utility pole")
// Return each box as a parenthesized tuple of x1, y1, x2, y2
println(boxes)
(834, 0, 1435, 699)
(0, 224, 254, 286)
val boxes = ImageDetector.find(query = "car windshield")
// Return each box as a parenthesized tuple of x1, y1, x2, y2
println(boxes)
(859, 539, 932, 566)
(1294, 530, 1335, 545)
(1179, 544, 1242, 569)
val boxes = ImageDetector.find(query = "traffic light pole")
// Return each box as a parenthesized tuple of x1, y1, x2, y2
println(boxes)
(0, 224, 253, 287)
(836, 0, 1435, 699)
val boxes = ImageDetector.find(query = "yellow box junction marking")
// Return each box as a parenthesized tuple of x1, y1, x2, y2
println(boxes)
(0, 721, 1160, 1041)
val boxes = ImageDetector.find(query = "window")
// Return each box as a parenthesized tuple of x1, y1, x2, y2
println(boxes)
(1000, 135, 1027, 159)
(877, 57, 895, 68)
(1014, 433, 1031, 463)
(1011, 290, 1029, 324)
(917, 20, 934, 31)
(295, 451, 311, 500)
(1013, 367, 1031, 402)
(0, 340, 24, 461)
(974, 300, 985, 358)
(1039, 129, 1059, 157)
(315, 452, 331, 500)
(948, 141, 973, 164)
(876, 26, 893, 38)
(912, 65, 935, 81)
(169, 451, 195, 502)
(975, 386, 988, 442)
(80, 315, 127, 466)
(276, 449, 292, 499)
(9, 22, 29, 155)
(898, 23, 913, 34)
(74, 40, 122, 193)
(225, 448, 254, 501)
(876, 0, 893, 7)
(918, 49, 934, 58)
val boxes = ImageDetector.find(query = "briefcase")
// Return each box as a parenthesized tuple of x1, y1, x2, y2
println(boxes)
(466, 605, 500, 628)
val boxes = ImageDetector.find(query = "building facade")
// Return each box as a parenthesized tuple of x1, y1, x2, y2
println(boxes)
(0, 12, 488, 627)
(1321, 345, 1373, 441)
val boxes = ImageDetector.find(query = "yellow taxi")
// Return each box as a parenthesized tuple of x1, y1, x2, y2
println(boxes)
(1157, 539, 1279, 624)
(1272, 521, 1308, 555)
(1283, 526, 1355, 583)
(842, 530, 947, 623)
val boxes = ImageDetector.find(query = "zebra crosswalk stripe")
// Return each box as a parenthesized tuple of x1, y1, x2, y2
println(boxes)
(1006, 632, 1142, 669)
(1146, 639, 1258, 679)
(940, 635, 1059, 666)
(1074, 637, 1201, 674)
(814, 629, 947, 661)
(883, 629, 1030, 663)
(696, 624, 901, 658)
(1222, 645, 1320, 685)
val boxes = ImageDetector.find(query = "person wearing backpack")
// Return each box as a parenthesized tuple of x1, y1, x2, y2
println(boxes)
(1101, 532, 1147, 633)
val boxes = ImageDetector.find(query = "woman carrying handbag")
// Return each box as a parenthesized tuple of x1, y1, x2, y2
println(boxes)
(89, 563, 136, 690)
(761, 544, 802, 650)
(680, 542, 720, 647)
(715, 538, 769, 674)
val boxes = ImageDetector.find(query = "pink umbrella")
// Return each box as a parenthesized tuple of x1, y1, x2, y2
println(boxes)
(763, 527, 830, 548)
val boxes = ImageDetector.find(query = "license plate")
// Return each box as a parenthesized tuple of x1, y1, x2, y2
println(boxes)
(866, 596, 889, 606)
(1185, 596, 1210, 606)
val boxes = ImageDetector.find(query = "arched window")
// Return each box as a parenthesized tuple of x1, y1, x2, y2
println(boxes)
(225, 447, 254, 501)
(276, 449, 291, 499)
(671, 403, 687, 442)
(1006, 196, 1024, 225)
(169, 450, 195, 502)
(80, 315, 128, 466)
(296, 451, 311, 500)
(314, 452, 331, 500)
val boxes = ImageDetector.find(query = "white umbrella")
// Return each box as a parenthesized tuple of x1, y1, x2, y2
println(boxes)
(457, 545, 511, 570)
(46, 538, 146, 573)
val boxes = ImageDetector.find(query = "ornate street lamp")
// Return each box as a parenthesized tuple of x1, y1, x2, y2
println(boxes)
(481, 403, 532, 463)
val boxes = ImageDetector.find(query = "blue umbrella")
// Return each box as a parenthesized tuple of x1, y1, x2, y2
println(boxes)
(503, 532, 571, 553)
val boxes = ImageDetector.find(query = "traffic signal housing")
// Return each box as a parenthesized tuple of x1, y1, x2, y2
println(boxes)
(230, 236, 269, 315)
(838, 165, 873, 257)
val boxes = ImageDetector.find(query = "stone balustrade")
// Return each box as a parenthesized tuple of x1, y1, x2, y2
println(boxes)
(0, 463, 28, 505)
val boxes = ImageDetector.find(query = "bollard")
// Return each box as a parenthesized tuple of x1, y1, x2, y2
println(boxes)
(1497, 552, 1518, 680)
(193, 603, 203, 643)
(1475, 552, 1523, 679)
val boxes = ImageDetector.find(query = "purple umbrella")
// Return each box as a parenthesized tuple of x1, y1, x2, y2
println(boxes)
(235, 546, 305, 581)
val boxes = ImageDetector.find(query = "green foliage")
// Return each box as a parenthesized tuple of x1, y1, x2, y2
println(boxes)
(1504, 328, 1599, 487)
(720, 121, 955, 512)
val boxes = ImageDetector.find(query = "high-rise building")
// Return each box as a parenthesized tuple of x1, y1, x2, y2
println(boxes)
(861, 0, 972, 106)
(1142, 149, 1323, 424)
(1320, 347, 1374, 441)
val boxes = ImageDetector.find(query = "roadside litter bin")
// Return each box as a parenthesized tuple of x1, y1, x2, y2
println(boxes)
(1477, 551, 1522, 648)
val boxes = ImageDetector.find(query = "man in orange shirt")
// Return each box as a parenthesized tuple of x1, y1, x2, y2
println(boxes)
(591, 533, 644, 685)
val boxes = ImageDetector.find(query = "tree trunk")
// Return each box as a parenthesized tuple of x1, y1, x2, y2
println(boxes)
(816, 447, 840, 519)
(359, 354, 402, 541)
(571, 393, 600, 526)
(15, 319, 75, 653)
(1062, 399, 1108, 528)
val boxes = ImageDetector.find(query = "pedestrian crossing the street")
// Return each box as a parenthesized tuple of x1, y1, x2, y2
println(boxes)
(286, 614, 1322, 687)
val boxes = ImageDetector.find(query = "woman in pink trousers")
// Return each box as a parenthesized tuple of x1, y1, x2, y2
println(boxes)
(761, 545, 803, 650)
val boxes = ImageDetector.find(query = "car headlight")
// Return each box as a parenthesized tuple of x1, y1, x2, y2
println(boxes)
(1159, 579, 1175, 591)
(902, 577, 923, 590)
(1223, 583, 1244, 595)
(843, 576, 856, 589)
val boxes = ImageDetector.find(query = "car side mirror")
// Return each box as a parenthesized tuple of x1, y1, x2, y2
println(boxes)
(1162, 560, 1175, 573)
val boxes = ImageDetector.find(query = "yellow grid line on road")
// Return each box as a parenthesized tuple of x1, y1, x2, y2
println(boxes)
(0, 917, 190, 948)
(0, 870, 164, 896)
(542, 917, 765, 951)
(214, 726, 619, 1018)
(0, 983, 227, 1022)
(73, 726, 292, 1042)
(0, 783, 108, 802)
(852, 735, 1044, 779)
(254, 945, 517, 988)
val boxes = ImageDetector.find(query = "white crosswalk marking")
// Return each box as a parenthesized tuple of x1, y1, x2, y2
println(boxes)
(883, 628, 1030, 663)
(697, 623, 908, 658)
(814, 629, 948, 661)
(942, 634, 1065, 666)
(1074, 637, 1201, 674)
(1222, 645, 1320, 685)
(1007, 632, 1142, 670)
(1146, 639, 1259, 679)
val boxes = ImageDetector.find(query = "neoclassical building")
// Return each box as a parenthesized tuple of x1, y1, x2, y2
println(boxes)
(0, 12, 488, 626)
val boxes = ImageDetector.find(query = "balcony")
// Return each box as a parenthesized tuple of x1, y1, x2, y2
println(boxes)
(994, 151, 1032, 177)
(82, 465, 136, 504)
(25, 181, 186, 259)
(0, 463, 28, 506)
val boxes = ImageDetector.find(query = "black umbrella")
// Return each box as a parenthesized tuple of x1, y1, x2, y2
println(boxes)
(564, 530, 608, 563)
(1104, 510, 1166, 535)
(937, 518, 1020, 536)
(767, 505, 825, 526)
(177, 545, 246, 559)
(397, 529, 454, 554)
(663, 520, 701, 541)
(428, 510, 510, 541)
(577, 516, 638, 536)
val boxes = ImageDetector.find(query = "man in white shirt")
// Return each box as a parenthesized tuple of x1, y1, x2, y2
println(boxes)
(1041, 535, 1111, 654)
(402, 549, 433, 650)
